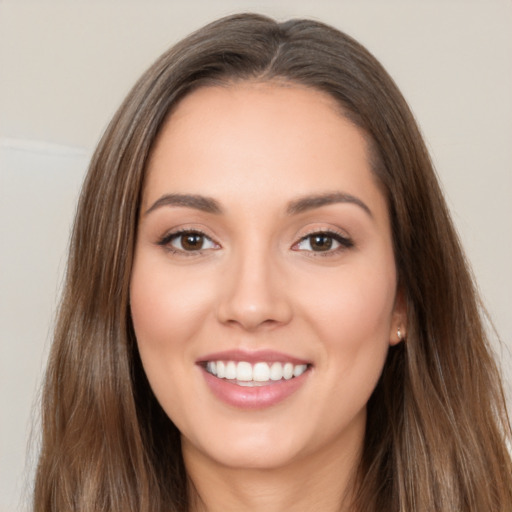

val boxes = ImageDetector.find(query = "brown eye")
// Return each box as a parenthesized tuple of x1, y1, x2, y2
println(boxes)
(179, 233, 205, 251)
(160, 231, 218, 253)
(295, 231, 354, 253)
(309, 234, 333, 251)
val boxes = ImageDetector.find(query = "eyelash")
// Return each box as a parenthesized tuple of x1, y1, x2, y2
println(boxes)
(157, 229, 216, 256)
(293, 229, 354, 256)
(156, 228, 354, 256)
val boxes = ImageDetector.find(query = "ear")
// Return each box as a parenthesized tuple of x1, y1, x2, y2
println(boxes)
(389, 286, 407, 346)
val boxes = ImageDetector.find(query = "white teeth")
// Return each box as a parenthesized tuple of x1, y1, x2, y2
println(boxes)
(293, 364, 307, 377)
(206, 361, 217, 375)
(283, 362, 294, 380)
(253, 362, 270, 381)
(269, 362, 283, 381)
(237, 362, 252, 381)
(205, 360, 309, 383)
(225, 361, 237, 380)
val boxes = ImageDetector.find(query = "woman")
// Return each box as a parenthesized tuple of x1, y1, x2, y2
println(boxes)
(34, 13, 512, 512)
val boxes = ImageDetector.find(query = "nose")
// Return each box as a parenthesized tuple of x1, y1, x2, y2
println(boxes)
(216, 248, 293, 331)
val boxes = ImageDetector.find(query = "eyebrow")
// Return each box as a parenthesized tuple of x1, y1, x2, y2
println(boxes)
(144, 191, 372, 218)
(145, 193, 223, 215)
(286, 192, 373, 217)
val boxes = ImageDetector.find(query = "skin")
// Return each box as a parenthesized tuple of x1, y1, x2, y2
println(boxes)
(130, 82, 405, 512)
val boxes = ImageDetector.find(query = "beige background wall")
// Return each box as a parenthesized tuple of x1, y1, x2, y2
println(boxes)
(1, 1, 511, 510)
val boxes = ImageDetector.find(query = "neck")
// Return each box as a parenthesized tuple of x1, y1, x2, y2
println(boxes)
(183, 431, 363, 512)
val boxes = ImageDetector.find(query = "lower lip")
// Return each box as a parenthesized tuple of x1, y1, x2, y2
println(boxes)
(200, 367, 310, 410)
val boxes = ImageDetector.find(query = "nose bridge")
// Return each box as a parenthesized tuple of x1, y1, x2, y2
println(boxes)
(216, 235, 292, 330)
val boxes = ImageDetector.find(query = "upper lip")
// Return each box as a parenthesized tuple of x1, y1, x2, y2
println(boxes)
(197, 349, 311, 366)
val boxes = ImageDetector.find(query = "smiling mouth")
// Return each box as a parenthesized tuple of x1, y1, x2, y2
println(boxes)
(203, 360, 310, 387)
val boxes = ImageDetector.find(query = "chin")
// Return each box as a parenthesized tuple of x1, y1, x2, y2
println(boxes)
(182, 420, 310, 471)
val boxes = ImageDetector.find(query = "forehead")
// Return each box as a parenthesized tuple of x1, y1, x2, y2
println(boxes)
(143, 82, 387, 223)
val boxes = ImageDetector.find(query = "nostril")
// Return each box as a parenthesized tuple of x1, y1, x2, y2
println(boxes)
(215, 263, 293, 329)
(223, 316, 282, 332)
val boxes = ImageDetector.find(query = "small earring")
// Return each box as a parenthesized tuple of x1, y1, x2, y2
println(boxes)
(397, 326, 402, 341)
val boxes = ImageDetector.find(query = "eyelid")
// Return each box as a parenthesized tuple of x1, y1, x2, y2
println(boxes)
(157, 227, 220, 254)
(155, 226, 353, 256)
(292, 228, 354, 254)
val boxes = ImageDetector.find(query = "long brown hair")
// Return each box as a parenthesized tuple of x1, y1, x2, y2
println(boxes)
(34, 13, 512, 511)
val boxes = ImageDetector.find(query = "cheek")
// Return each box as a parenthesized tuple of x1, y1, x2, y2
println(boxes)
(298, 261, 396, 368)
(130, 257, 213, 350)
(129, 256, 217, 422)
(308, 264, 394, 326)
(298, 264, 396, 428)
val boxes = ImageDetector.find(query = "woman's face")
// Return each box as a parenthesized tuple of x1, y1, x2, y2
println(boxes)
(130, 82, 404, 470)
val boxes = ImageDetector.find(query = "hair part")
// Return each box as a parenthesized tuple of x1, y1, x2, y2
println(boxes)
(34, 13, 511, 512)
